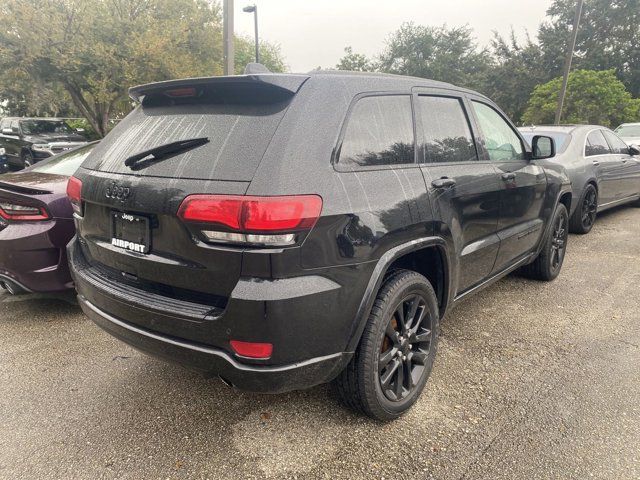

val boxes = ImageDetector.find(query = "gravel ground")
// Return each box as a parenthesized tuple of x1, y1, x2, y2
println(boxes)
(1, 206, 639, 480)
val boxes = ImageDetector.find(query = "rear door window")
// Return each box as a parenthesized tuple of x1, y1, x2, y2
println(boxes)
(82, 96, 292, 181)
(417, 96, 477, 163)
(602, 130, 630, 154)
(585, 130, 611, 156)
(338, 95, 415, 168)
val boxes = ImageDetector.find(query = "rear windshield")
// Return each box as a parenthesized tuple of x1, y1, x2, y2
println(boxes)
(82, 98, 291, 181)
(520, 132, 570, 153)
(32, 143, 96, 176)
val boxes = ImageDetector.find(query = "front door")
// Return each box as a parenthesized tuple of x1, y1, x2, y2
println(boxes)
(468, 99, 546, 272)
(414, 91, 502, 295)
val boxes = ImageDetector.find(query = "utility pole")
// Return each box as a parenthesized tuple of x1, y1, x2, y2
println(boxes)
(223, 0, 235, 75)
(555, 0, 584, 124)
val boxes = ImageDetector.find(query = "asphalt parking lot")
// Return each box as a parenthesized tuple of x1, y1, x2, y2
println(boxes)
(1, 206, 639, 480)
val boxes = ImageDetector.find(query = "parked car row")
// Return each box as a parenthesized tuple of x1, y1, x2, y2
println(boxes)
(1, 67, 639, 421)
(0, 117, 89, 170)
(519, 125, 640, 234)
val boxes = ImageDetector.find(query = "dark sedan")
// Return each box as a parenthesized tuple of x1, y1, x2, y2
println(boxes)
(0, 142, 96, 294)
(519, 125, 640, 234)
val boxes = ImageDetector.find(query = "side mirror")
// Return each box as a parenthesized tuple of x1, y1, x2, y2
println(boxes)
(1, 128, 13, 135)
(75, 128, 85, 133)
(629, 144, 640, 156)
(531, 135, 556, 159)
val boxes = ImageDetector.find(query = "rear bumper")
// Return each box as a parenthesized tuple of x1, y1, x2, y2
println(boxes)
(0, 219, 75, 292)
(79, 294, 349, 393)
(68, 239, 365, 392)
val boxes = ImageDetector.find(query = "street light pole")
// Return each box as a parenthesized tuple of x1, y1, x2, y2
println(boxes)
(243, 5, 259, 64)
(223, 0, 235, 75)
(555, 0, 584, 124)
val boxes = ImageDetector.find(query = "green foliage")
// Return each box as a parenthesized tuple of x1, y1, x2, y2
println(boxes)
(483, 31, 547, 122)
(336, 47, 375, 72)
(0, 0, 286, 137)
(377, 23, 491, 90)
(522, 70, 639, 127)
(64, 118, 108, 141)
(234, 36, 287, 73)
(539, 0, 640, 97)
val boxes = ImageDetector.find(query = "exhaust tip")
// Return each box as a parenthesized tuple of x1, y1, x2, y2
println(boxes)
(218, 375, 234, 388)
(0, 279, 26, 295)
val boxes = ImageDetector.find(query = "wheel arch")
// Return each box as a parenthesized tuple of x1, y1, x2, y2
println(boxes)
(19, 146, 34, 159)
(346, 237, 452, 353)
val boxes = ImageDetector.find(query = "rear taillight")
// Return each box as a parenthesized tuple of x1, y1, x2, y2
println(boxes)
(0, 202, 50, 221)
(177, 194, 323, 247)
(66, 176, 83, 216)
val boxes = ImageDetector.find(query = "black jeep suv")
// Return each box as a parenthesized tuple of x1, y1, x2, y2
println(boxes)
(0, 117, 88, 169)
(67, 70, 571, 420)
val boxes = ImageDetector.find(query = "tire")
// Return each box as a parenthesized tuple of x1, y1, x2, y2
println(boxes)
(21, 152, 34, 169)
(521, 203, 569, 281)
(569, 184, 597, 234)
(334, 269, 439, 421)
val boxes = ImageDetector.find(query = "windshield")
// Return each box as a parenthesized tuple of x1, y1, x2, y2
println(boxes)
(520, 132, 570, 153)
(615, 125, 640, 137)
(31, 143, 96, 176)
(20, 120, 75, 136)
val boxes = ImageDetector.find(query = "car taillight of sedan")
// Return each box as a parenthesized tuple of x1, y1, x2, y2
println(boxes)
(0, 202, 50, 221)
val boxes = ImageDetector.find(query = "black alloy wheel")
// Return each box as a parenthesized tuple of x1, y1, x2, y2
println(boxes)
(334, 270, 439, 421)
(378, 294, 433, 401)
(520, 202, 569, 281)
(549, 210, 568, 274)
(570, 184, 598, 234)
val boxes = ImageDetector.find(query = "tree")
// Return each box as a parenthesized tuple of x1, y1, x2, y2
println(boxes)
(336, 47, 375, 72)
(234, 36, 287, 74)
(0, 0, 286, 136)
(484, 31, 549, 122)
(522, 69, 640, 127)
(377, 23, 492, 91)
(538, 0, 640, 97)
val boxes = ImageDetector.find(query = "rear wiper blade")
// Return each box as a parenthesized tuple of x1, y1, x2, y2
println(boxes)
(124, 137, 209, 169)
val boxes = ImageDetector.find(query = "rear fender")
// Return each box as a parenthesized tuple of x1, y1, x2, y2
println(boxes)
(345, 236, 452, 352)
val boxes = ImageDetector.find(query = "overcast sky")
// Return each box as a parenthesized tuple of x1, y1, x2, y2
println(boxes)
(234, 0, 554, 72)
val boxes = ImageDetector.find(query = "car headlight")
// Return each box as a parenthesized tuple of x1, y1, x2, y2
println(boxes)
(32, 144, 52, 151)
(0, 148, 5, 155)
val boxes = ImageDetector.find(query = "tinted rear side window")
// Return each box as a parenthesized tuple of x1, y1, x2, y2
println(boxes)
(417, 96, 477, 163)
(82, 100, 291, 181)
(338, 95, 415, 168)
(585, 130, 611, 156)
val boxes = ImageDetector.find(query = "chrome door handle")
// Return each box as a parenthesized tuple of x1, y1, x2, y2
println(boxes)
(431, 177, 456, 189)
(501, 172, 516, 181)
(592, 160, 600, 166)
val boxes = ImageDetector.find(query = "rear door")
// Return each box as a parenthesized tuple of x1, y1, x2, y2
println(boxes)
(468, 99, 546, 272)
(414, 89, 501, 295)
(584, 129, 619, 205)
(602, 129, 640, 198)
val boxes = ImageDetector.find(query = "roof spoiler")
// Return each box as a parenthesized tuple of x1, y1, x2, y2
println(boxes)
(129, 74, 310, 103)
